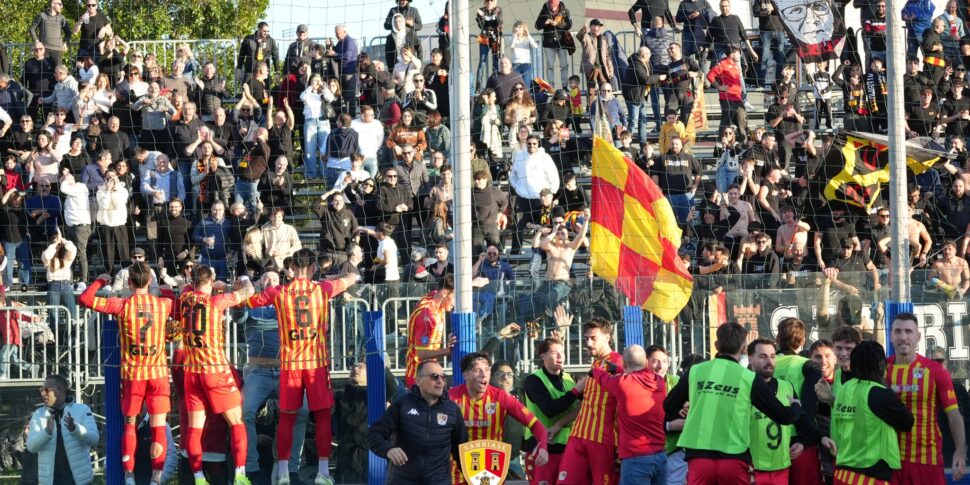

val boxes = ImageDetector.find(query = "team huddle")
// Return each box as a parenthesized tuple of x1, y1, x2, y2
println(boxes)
(79, 248, 357, 485)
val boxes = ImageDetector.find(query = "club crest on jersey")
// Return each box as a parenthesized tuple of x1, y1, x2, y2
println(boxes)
(437, 412, 449, 425)
(459, 439, 511, 485)
(485, 403, 497, 415)
(913, 367, 925, 379)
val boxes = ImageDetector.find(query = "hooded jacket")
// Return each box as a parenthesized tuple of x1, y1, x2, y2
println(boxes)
(368, 388, 468, 485)
(26, 401, 99, 485)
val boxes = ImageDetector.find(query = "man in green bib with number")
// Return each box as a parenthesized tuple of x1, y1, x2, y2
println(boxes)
(822, 340, 913, 485)
(748, 338, 798, 485)
(664, 322, 803, 485)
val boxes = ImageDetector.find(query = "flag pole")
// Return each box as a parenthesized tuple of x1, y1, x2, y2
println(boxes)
(884, 0, 912, 353)
(449, 0, 476, 383)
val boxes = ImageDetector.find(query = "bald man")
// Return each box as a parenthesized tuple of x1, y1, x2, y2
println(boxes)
(591, 345, 669, 484)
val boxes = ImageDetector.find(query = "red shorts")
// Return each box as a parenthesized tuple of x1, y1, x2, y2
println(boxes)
(835, 468, 890, 485)
(557, 438, 617, 485)
(687, 457, 751, 485)
(527, 451, 563, 485)
(121, 378, 171, 417)
(892, 461, 946, 485)
(790, 445, 822, 485)
(280, 367, 333, 411)
(753, 468, 789, 485)
(183, 370, 242, 414)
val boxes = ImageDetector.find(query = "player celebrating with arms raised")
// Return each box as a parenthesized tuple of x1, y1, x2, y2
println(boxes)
(179, 266, 254, 485)
(244, 248, 357, 485)
(79, 261, 173, 485)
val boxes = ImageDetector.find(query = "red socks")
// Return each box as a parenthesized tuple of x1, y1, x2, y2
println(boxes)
(185, 426, 203, 473)
(314, 410, 333, 458)
(122, 422, 137, 472)
(276, 412, 297, 461)
(230, 423, 247, 469)
(150, 426, 167, 471)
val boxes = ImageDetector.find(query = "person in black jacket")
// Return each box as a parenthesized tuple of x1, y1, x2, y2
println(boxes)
(624, 46, 665, 141)
(368, 360, 468, 485)
(384, 0, 424, 34)
(335, 362, 399, 484)
(236, 22, 280, 85)
(378, 166, 413, 257)
(315, 188, 359, 267)
(535, 0, 574, 88)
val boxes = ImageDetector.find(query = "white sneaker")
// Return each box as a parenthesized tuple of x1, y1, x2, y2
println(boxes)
(276, 475, 290, 485)
(314, 474, 335, 485)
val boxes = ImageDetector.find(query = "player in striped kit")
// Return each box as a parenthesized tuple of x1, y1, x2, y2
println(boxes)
(557, 317, 623, 485)
(886, 313, 967, 484)
(405, 276, 457, 388)
(243, 248, 357, 485)
(449, 352, 550, 484)
(79, 262, 173, 485)
(178, 266, 253, 485)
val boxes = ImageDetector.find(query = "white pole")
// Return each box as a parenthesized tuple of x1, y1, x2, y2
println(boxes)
(450, 0, 473, 315)
(886, 0, 912, 302)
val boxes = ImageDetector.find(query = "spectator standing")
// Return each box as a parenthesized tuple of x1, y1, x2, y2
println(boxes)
(675, 0, 712, 71)
(938, 1, 965, 61)
(284, 24, 315, 75)
(29, 1, 72, 66)
(403, 74, 437, 128)
(508, 21, 539, 93)
(471, 171, 507, 254)
(192, 200, 231, 279)
(385, 14, 422, 70)
(476, 0, 504, 91)
(22, 45, 56, 118)
(510, 136, 560, 249)
(154, 198, 191, 277)
(194, 63, 228, 121)
(535, 0, 574, 88)
(72, 1, 111, 62)
(41, 232, 77, 321)
(96, 169, 129, 275)
(661, 43, 702, 125)
(485, 57, 526, 107)
(0, 75, 34, 122)
(26, 374, 99, 485)
(707, 0, 757, 72)
(707, 47, 746, 133)
(576, 20, 615, 93)
(903, 0, 936, 56)
(328, 25, 361, 117)
(752, 0, 787, 88)
(384, 0, 424, 34)
(315, 190, 359, 267)
(864, 1, 889, 64)
(258, 155, 293, 212)
(236, 22, 279, 85)
(326, 113, 361, 189)
(59, 172, 90, 283)
(38, 66, 78, 115)
(650, 136, 701, 224)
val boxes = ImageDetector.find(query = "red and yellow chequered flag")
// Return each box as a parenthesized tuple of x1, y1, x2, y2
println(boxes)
(590, 136, 693, 322)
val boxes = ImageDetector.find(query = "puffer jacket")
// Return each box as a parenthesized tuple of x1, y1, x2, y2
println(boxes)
(368, 388, 468, 485)
(26, 402, 99, 485)
(576, 28, 615, 82)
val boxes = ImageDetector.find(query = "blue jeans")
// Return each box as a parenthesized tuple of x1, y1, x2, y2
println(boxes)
(242, 366, 309, 473)
(177, 159, 194, 210)
(620, 452, 667, 485)
(716, 163, 740, 194)
(543, 48, 569, 87)
(3, 241, 31, 286)
(234, 179, 260, 214)
(666, 450, 687, 485)
(363, 155, 378, 178)
(326, 166, 345, 190)
(626, 99, 651, 141)
(758, 31, 787, 87)
(477, 43, 499, 88)
(304, 118, 330, 179)
(201, 257, 228, 280)
(668, 193, 694, 224)
(513, 63, 534, 94)
(47, 281, 77, 321)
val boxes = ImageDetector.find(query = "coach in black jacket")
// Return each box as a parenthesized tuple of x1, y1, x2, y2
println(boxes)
(369, 360, 468, 485)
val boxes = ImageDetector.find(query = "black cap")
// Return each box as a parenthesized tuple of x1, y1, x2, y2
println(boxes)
(841, 238, 855, 249)
(296, 24, 308, 33)
(590, 19, 604, 26)
(553, 89, 568, 101)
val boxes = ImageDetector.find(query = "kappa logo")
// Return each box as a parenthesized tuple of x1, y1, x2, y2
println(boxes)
(407, 408, 419, 416)
(559, 471, 567, 481)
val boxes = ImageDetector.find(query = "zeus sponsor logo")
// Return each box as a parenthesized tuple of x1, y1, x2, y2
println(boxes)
(696, 381, 741, 395)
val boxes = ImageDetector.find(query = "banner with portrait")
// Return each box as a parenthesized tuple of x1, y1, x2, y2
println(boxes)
(770, 0, 847, 62)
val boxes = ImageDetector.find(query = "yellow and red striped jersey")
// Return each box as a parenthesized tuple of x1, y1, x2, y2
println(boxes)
(246, 277, 345, 371)
(570, 351, 623, 445)
(405, 291, 445, 388)
(887, 354, 958, 465)
(179, 290, 239, 373)
(448, 384, 547, 484)
(80, 278, 173, 380)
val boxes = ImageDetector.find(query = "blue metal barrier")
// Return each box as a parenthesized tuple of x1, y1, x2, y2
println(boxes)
(103, 318, 122, 485)
(365, 310, 388, 485)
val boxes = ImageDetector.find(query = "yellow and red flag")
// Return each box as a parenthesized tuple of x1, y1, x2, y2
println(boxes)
(590, 136, 693, 322)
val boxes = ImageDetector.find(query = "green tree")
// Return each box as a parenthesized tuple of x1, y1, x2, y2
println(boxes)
(1, 0, 269, 45)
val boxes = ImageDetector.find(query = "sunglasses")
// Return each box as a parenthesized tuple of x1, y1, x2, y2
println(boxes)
(423, 373, 446, 381)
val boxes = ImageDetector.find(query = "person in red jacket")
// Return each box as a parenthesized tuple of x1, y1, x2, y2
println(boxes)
(591, 344, 668, 485)
(706, 46, 747, 133)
